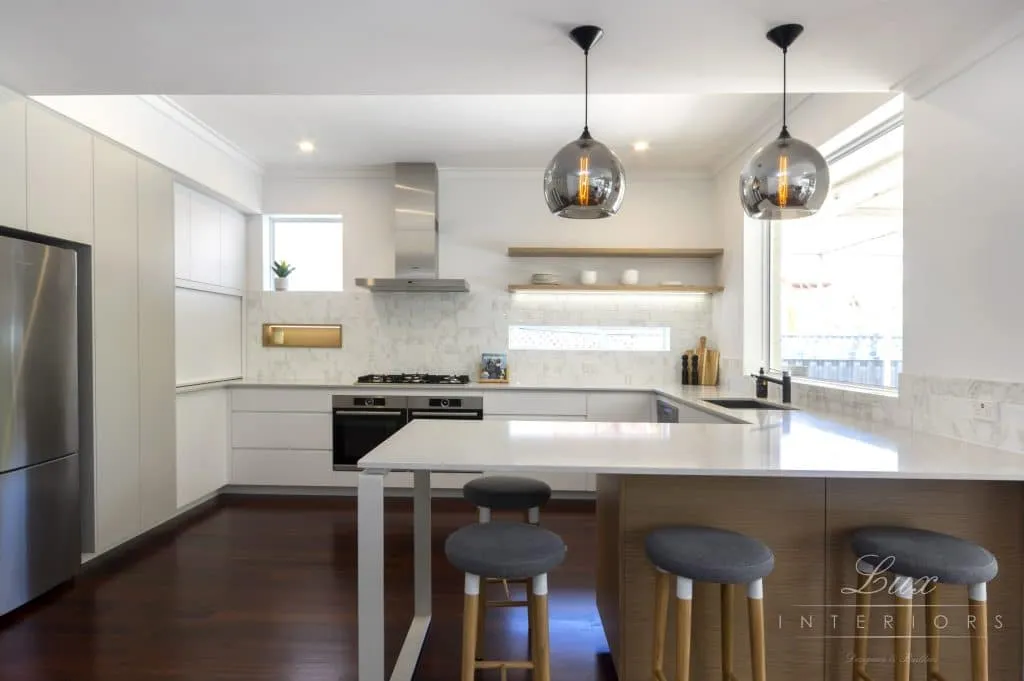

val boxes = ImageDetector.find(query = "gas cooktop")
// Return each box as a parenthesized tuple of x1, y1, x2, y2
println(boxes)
(356, 373, 471, 385)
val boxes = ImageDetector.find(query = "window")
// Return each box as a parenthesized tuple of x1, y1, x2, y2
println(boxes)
(265, 216, 344, 291)
(509, 325, 671, 352)
(766, 119, 903, 389)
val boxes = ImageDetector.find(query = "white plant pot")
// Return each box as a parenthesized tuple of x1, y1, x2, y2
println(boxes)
(274, 277, 289, 291)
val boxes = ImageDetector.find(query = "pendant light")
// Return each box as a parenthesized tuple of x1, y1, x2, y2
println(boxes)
(543, 25, 625, 219)
(740, 23, 830, 220)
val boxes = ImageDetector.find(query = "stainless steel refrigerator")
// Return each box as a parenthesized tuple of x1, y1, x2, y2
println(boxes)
(0, 233, 80, 617)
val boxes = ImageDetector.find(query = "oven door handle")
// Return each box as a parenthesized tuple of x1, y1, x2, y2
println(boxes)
(335, 410, 406, 417)
(410, 411, 482, 418)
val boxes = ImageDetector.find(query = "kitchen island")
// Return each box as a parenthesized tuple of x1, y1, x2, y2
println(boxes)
(357, 413, 1024, 681)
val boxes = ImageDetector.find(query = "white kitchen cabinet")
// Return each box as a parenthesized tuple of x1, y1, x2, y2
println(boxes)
(219, 206, 245, 290)
(26, 104, 93, 244)
(231, 412, 332, 450)
(92, 138, 141, 550)
(231, 388, 333, 413)
(173, 183, 191, 279)
(177, 389, 229, 507)
(229, 449, 414, 489)
(0, 90, 26, 230)
(137, 159, 177, 531)
(586, 392, 652, 422)
(485, 391, 587, 418)
(187, 189, 222, 286)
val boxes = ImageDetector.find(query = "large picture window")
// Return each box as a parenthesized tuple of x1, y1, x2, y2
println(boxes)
(766, 119, 903, 389)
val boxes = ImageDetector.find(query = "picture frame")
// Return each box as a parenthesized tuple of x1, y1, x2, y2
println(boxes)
(479, 352, 509, 383)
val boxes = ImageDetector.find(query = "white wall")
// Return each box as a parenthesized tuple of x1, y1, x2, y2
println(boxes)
(249, 169, 721, 384)
(31, 95, 262, 212)
(903, 33, 1024, 382)
(710, 93, 897, 381)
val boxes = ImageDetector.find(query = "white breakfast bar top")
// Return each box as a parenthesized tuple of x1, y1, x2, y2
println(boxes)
(358, 414, 1024, 482)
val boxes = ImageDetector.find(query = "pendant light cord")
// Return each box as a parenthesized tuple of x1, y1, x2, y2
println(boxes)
(780, 47, 790, 137)
(583, 49, 590, 136)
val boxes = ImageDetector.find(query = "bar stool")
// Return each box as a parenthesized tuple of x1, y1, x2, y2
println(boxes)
(645, 526, 775, 681)
(463, 475, 552, 656)
(849, 526, 998, 681)
(446, 521, 567, 681)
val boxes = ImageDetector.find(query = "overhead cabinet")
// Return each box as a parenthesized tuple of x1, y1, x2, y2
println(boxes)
(0, 91, 26, 231)
(173, 182, 246, 291)
(26, 104, 94, 244)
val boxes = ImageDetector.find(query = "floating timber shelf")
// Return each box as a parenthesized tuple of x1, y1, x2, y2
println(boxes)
(506, 247, 724, 259)
(507, 284, 724, 294)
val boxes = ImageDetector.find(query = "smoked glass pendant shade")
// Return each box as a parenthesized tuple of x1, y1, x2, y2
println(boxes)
(739, 130, 830, 220)
(740, 23, 829, 221)
(543, 131, 626, 219)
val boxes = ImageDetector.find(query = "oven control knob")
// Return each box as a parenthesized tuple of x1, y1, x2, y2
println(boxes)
(440, 399, 449, 408)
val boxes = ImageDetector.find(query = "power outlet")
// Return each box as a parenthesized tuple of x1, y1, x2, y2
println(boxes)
(971, 400, 999, 423)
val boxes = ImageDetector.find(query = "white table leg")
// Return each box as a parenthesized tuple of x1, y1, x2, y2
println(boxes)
(413, 470, 432, 617)
(358, 469, 387, 681)
(359, 468, 433, 681)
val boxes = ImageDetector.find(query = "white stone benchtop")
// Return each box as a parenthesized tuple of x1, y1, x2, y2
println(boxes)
(358, 412, 1024, 482)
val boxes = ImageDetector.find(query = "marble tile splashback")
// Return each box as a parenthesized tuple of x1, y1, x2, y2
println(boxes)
(246, 290, 714, 386)
(901, 373, 1024, 454)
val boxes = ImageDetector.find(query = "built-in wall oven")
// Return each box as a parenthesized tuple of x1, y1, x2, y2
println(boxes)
(332, 394, 484, 469)
(332, 395, 409, 470)
(408, 396, 484, 421)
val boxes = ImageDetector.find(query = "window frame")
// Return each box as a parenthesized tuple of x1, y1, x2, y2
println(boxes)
(763, 114, 904, 391)
(264, 214, 344, 292)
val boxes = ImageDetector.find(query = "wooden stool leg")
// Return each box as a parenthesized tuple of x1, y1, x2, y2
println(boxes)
(747, 580, 767, 681)
(852, 570, 871, 681)
(528, 579, 536, 657)
(925, 587, 941, 680)
(463, 574, 480, 681)
(721, 583, 734, 681)
(476, 579, 486, 659)
(533, 574, 551, 681)
(652, 570, 670, 681)
(893, 575, 914, 681)
(969, 583, 989, 681)
(676, 576, 693, 681)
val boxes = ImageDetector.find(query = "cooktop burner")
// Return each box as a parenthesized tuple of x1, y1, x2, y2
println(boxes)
(356, 373, 471, 385)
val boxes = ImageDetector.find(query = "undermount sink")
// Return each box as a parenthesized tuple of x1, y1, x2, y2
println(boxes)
(702, 398, 794, 411)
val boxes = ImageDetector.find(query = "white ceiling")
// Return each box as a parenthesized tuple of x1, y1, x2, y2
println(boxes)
(169, 93, 784, 171)
(0, 0, 1017, 95)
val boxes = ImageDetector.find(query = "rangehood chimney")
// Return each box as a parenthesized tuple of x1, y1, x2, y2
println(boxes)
(354, 163, 469, 293)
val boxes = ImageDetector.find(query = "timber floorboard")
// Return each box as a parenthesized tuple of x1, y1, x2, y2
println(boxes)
(0, 496, 612, 681)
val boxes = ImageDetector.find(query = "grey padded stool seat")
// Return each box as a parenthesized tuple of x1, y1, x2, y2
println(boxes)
(849, 526, 998, 681)
(446, 522, 566, 681)
(645, 526, 775, 681)
(463, 475, 552, 516)
(462, 475, 553, 661)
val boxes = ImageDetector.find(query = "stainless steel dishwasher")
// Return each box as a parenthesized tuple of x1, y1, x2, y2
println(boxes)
(656, 399, 679, 423)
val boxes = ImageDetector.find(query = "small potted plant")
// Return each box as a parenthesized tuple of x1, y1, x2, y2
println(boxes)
(272, 260, 295, 291)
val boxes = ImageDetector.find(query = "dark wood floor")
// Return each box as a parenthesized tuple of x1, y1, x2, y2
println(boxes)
(0, 496, 614, 681)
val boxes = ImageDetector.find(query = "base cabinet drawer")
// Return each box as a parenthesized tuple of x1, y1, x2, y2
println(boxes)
(231, 412, 331, 449)
(230, 449, 411, 488)
(484, 391, 587, 417)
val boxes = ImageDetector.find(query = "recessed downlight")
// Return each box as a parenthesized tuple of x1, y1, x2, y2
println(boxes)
(632, 141, 650, 152)
(297, 140, 316, 153)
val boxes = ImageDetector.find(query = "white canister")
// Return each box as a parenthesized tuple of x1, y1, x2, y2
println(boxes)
(580, 270, 598, 285)
(621, 269, 640, 285)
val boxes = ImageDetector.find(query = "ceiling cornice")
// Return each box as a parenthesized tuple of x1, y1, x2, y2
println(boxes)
(894, 8, 1024, 98)
(144, 95, 264, 173)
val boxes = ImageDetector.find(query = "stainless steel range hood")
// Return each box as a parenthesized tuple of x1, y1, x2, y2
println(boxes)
(355, 163, 469, 293)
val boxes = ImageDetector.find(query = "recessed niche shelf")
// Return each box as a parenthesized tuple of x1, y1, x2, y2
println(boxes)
(506, 247, 724, 259)
(262, 324, 343, 348)
(507, 284, 724, 294)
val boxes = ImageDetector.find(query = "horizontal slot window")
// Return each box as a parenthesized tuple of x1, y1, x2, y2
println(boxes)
(508, 325, 670, 352)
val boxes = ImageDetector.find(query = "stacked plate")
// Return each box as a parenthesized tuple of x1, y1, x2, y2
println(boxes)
(531, 273, 561, 285)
